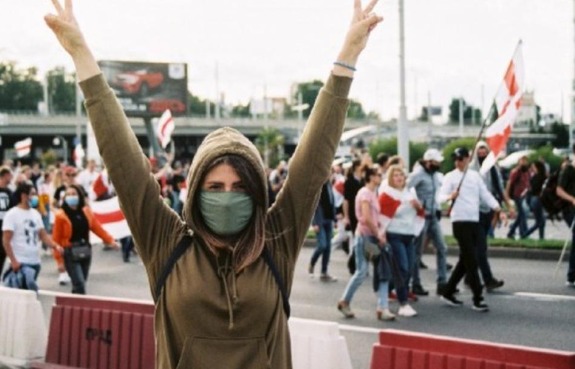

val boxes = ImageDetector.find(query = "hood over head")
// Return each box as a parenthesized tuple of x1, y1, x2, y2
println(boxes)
(182, 127, 268, 232)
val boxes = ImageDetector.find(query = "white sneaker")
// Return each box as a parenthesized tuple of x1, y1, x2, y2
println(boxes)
(58, 272, 71, 286)
(397, 304, 418, 317)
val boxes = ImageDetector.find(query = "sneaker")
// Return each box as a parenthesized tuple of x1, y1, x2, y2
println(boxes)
(308, 264, 314, 276)
(412, 285, 429, 296)
(376, 308, 396, 321)
(320, 273, 337, 282)
(472, 300, 489, 312)
(485, 278, 504, 292)
(446, 262, 453, 271)
(397, 304, 418, 317)
(408, 291, 419, 302)
(337, 301, 355, 318)
(58, 272, 70, 286)
(566, 280, 575, 288)
(436, 283, 447, 295)
(440, 294, 463, 307)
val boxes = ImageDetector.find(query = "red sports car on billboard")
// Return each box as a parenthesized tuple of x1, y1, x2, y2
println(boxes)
(114, 69, 164, 96)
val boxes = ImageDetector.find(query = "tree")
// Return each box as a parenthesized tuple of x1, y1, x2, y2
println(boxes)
(347, 100, 366, 119)
(188, 92, 214, 116)
(255, 128, 285, 168)
(448, 98, 482, 124)
(368, 137, 427, 170)
(293, 80, 323, 118)
(47, 66, 76, 113)
(230, 102, 250, 118)
(548, 122, 569, 148)
(0, 61, 43, 112)
(439, 137, 476, 172)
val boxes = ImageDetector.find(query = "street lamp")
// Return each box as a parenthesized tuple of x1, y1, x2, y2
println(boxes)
(53, 136, 68, 164)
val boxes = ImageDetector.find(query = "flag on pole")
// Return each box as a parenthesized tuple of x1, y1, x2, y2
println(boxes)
(90, 196, 131, 242)
(14, 137, 32, 158)
(480, 41, 525, 175)
(156, 109, 174, 149)
(378, 185, 425, 236)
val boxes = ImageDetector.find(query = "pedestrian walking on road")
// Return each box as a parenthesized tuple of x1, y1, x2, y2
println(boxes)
(555, 156, 575, 287)
(45, 0, 383, 367)
(338, 166, 383, 318)
(438, 148, 503, 312)
(52, 184, 119, 294)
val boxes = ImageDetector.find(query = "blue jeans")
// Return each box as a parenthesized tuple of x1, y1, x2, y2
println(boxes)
(341, 234, 371, 303)
(310, 220, 333, 274)
(412, 216, 448, 285)
(523, 196, 545, 240)
(376, 281, 390, 309)
(561, 209, 575, 283)
(508, 197, 527, 238)
(63, 248, 92, 294)
(387, 232, 415, 304)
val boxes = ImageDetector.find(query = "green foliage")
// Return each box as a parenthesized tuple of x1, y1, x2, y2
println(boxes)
(293, 80, 323, 118)
(40, 149, 58, 168)
(230, 102, 250, 118)
(0, 61, 43, 111)
(255, 127, 285, 168)
(188, 92, 213, 116)
(548, 122, 569, 148)
(527, 145, 563, 173)
(368, 137, 427, 169)
(440, 137, 477, 172)
(47, 66, 76, 113)
(448, 98, 482, 125)
(347, 100, 366, 119)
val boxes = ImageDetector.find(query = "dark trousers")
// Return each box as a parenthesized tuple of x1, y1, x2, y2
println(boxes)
(508, 197, 527, 238)
(444, 222, 483, 302)
(477, 211, 495, 284)
(562, 209, 575, 283)
(0, 240, 6, 276)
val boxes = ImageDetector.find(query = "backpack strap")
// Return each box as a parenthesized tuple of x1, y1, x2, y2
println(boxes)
(154, 236, 291, 318)
(261, 247, 291, 318)
(154, 234, 193, 301)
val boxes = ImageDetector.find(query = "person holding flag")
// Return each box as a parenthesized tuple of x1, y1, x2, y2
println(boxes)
(378, 164, 425, 317)
(438, 148, 503, 312)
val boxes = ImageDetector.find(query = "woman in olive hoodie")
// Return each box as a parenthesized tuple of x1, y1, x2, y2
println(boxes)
(44, 1, 383, 368)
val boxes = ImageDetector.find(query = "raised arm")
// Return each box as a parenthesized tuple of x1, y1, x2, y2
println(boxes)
(268, 0, 383, 262)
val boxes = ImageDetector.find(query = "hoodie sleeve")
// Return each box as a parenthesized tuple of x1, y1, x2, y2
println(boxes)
(268, 74, 351, 266)
(79, 74, 187, 279)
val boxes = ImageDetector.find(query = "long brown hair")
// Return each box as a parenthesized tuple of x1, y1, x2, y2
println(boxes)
(192, 154, 266, 272)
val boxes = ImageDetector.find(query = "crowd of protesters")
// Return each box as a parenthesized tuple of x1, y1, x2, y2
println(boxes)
(2, 140, 574, 310)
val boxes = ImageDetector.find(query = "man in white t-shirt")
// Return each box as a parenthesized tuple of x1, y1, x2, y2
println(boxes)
(76, 159, 100, 199)
(2, 183, 60, 291)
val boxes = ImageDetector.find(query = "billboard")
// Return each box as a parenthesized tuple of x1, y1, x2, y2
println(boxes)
(98, 60, 188, 118)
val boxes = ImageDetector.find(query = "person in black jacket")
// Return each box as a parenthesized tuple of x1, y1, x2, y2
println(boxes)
(308, 180, 337, 282)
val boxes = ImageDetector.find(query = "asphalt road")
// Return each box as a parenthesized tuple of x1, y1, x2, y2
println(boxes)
(34, 237, 575, 369)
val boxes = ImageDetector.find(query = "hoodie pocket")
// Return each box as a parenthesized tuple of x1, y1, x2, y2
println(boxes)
(176, 336, 269, 369)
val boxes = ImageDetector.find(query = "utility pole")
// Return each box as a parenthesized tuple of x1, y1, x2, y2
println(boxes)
(571, 0, 575, 152)
(397, 0, 409, 165)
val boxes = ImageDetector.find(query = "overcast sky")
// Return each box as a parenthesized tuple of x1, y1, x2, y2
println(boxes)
(2, 0, 573, 121)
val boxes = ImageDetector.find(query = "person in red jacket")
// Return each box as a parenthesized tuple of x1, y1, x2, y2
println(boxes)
(52, 184, 119, 294)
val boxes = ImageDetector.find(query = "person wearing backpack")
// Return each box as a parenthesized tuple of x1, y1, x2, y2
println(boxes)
(44, 1, 383, 367)
(555, 158, 575, 287)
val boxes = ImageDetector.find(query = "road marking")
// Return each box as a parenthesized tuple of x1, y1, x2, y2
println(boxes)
(513, 292, 575, 302)
(339, 324, 381, 334)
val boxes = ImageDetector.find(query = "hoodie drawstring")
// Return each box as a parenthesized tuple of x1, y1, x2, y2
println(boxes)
(216, 253, 238, 330)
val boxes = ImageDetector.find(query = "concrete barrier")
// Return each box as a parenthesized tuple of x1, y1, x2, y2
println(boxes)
(370, 329, 575, 369)
(289, 317, 352, 369)
(0, 286, 48, 367)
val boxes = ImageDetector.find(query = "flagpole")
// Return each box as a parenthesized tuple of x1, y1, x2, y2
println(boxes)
(448, 40, 523, 214)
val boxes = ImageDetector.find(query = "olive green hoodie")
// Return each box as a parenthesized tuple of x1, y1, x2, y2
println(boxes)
(80, 73, 351, 369)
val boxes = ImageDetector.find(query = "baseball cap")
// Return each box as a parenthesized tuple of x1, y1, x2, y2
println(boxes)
(423, 148, 444, 163)
(452, 147, 470, 159)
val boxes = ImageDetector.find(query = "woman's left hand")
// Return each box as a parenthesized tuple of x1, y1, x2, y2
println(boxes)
(107, 241, 121, 250)
(334, 0, 383, 76)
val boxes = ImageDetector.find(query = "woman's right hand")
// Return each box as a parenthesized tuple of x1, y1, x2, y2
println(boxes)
(377, 232, 386, 246)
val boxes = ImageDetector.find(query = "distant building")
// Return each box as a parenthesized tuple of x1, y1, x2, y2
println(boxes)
(516, 91, 537, 127)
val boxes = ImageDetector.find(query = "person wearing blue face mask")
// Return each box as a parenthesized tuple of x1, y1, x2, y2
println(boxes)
(2, 183, 61, 292)
(44, 0, 383, 367)
(52, 184, 119, 294)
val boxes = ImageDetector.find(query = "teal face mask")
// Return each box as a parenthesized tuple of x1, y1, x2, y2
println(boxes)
(29, 196, 39, 208)
(200, 191, 254, 236)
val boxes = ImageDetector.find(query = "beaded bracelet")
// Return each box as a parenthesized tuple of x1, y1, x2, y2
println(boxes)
(333, 61, 357, 71)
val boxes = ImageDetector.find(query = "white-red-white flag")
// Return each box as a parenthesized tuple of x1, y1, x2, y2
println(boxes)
(89, 196, 131, 242)
(156, 109, 174, 149)
(14, 137, 32, 158)
(480, 41, 525, 175)
(378, 185, 425, 236)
